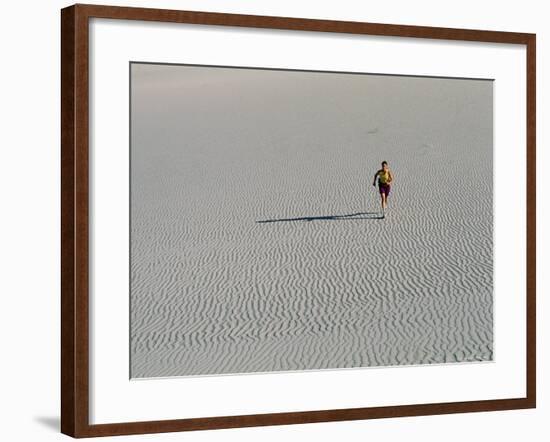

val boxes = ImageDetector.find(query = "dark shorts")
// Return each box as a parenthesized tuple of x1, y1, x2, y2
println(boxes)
(379, 183, 391, 196)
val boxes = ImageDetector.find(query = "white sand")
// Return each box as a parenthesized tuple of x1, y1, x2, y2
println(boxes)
(130, 64, 493, 378)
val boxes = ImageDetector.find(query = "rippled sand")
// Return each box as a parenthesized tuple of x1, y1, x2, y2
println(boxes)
(130, 64, 493, 378)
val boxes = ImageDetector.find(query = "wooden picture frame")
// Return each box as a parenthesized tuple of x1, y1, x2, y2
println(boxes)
(61, 3, 536, 438)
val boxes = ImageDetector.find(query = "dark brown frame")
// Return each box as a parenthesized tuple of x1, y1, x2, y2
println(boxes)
(61, 3, 536, 438)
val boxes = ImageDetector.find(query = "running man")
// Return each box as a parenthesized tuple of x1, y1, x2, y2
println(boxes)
(372, 161, 394, 214)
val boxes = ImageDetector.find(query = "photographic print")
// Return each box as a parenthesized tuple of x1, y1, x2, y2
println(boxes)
(129, 62, 493, 379)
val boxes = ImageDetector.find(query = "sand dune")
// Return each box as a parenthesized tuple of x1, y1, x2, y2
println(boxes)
(130, 64, 493, 378)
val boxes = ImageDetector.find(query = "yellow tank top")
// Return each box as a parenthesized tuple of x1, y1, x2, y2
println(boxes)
(379, 170, 390, 184)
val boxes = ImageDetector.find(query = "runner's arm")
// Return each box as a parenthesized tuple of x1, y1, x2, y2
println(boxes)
(372, 171, 379, 186)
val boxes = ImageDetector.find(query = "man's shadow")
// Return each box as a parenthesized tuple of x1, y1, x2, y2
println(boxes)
(256, 211, 383, 223)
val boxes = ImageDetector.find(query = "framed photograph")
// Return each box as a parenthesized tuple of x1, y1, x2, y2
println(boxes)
(61, 4, 536, 438)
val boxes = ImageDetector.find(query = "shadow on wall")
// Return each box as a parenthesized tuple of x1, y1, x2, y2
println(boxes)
(33, 416, 59, 432)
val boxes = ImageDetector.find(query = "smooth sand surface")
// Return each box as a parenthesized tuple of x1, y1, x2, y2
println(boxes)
(130, 64, 493, 378)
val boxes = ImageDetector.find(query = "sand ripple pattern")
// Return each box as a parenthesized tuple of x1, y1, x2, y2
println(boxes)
(130, 65, 493, 378)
